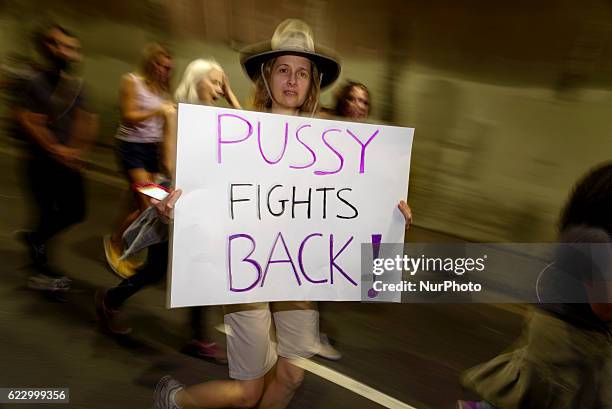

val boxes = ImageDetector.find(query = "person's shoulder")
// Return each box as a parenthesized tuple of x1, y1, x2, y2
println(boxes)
(25, 71, 50, 90)
(120, 72, 139, 86)
(18, 71, 51, 110)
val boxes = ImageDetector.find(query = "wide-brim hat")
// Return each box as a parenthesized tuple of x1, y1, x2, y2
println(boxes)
(240, 19, 341, 89)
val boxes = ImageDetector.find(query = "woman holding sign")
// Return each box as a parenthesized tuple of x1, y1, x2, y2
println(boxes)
(151, 19, 413, 409)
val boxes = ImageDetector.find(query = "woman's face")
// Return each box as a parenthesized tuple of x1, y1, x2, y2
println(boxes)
(343, 86, 369, 120)
(153, 55, 173, 84)
(270, 55, 311, 113)
(198, 68, 224, 105)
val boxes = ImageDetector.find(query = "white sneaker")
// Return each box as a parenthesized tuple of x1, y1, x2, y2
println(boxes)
(317, 334, 342, 360)
(152, 375, 184, 409)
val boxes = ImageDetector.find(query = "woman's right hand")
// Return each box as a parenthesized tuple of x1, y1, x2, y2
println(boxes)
(151, 189, 182, 224)
(49, 144, 84, 170)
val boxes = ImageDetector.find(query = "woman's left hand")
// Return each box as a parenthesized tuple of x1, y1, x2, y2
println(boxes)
(398, 200, 413, 229)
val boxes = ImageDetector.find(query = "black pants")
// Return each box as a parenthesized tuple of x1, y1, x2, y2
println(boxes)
(25, 152, 86, 245)
(105, 242, 206, 340)
(105, 242, 167, 309)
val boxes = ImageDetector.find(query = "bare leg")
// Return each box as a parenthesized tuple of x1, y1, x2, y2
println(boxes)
(176, 378, 264, 409)
(110, 168, 154, 250)
(110, 208, 140, 249)
(257, 357, 304, 409)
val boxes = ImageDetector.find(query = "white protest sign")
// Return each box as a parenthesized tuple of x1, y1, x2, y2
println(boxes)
(169, 104, 413, 307)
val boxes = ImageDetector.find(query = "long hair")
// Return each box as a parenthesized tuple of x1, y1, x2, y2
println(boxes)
(559, 162, 612, 236)
(333, 81, 370, 117)
(252, 56, 321, 115)
(139, 43, 171, 94)
(174, 58, 223, 104)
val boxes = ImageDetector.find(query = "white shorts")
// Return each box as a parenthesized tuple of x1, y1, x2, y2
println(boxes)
(224, 304, 320, 380)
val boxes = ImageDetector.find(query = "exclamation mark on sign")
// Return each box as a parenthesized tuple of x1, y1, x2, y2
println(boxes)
(367, 234, 382, 299)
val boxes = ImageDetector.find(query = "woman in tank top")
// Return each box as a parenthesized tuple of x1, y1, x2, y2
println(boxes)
(104, 43, 175, 278)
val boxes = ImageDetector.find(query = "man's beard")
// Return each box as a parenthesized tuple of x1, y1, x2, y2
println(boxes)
(52, 57, 68, 71)
(46, 52, 78, 74)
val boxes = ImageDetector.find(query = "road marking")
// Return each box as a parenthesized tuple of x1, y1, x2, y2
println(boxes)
(291, 358, 419, 409)
(214, 324, 418, 409)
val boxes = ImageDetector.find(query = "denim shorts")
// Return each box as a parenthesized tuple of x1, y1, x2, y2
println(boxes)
(116, 139, 160, 174)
